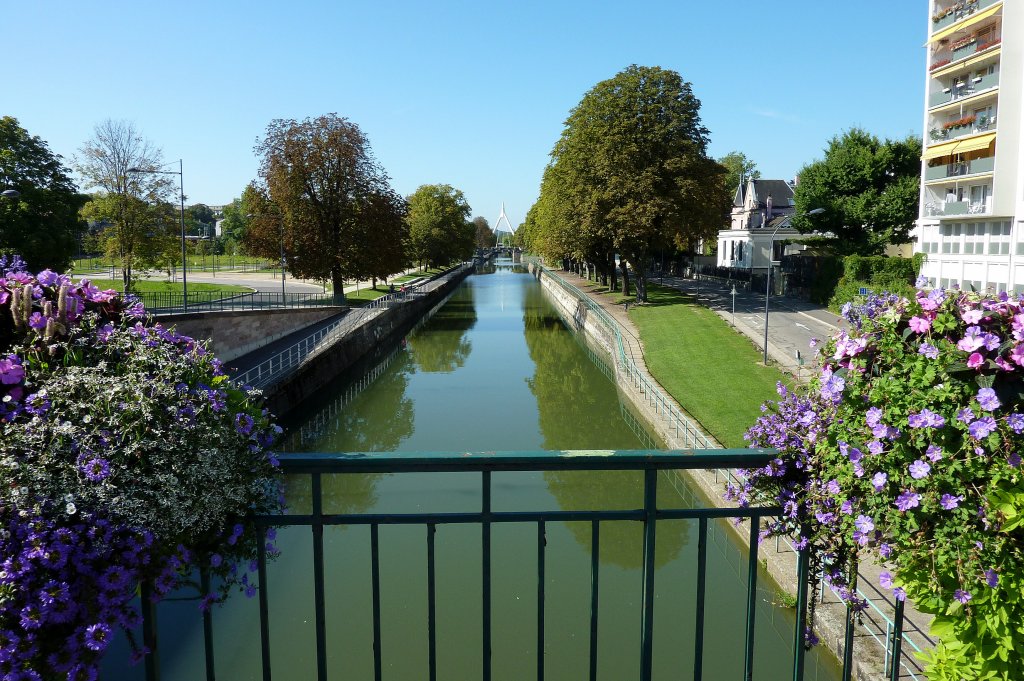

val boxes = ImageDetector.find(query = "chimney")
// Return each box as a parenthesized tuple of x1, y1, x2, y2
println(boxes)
(766, 194, 773, 218)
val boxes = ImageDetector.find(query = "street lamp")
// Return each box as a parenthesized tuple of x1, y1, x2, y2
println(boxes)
(128, 160, 188, 311)
(730, 285, 738, 326)
(763, 207, 825, 365)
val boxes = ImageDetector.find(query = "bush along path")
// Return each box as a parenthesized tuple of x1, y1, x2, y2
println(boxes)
(0, 255, 284, 678)
(734, 281, 1024, 680)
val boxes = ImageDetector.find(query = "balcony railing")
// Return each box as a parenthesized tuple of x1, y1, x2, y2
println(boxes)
(926, 197, 992, 216)
(925, 155, 995, 181)
(928, 70, 999, 108)
(124, 449, 913, 681)
(928, 116, 996, 143)
(932, 0, 1001, 33)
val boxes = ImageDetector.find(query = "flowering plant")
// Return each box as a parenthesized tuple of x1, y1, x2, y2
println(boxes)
(731, 281, 1024, 679)
(1, 263, 283, 679)
(943, 114, 977, 131)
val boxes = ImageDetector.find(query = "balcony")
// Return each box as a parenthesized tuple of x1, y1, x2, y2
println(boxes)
(925, 155, 995, 182)
(108, 450, 917, 681)
(931, 0, 1001, 34)
(928, 115, 996, 144)
(926, 196, 992, 217)
(928, 70, 999, 109)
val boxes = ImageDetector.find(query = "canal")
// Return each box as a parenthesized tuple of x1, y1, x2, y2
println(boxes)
(109, 261, 840, 680)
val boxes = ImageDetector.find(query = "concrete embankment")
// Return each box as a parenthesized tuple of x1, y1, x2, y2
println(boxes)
(258, 266, 473, 417)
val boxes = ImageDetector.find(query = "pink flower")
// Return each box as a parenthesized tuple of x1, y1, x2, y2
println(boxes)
(967, 352, 985, 369)
(908, 316, 931, 333)
(1011, 344, 1024, 367)
(962, 309, 983, 324)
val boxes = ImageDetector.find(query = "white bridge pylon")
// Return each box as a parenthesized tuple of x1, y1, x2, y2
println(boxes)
(493, 202, 515, 247)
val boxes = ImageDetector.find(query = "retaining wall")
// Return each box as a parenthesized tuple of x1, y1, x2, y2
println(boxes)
(160, 307, 346, 362)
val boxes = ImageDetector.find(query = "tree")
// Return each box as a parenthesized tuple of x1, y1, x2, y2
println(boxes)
(0, 117, 87, 272)
(187, 203, 216, 239)
(717, 151, 760, 195)
(75, 120, 174, 289)
(473, 216, 494, 249)
(347, 188, 409, 289)
(537, 65, 731, 301)
(251, 114, 397, 302)
(792, 128, 921, 256)
(406, 184, 474, 269)
(80, 193, 180, 280)
(219, 196, 252, 255)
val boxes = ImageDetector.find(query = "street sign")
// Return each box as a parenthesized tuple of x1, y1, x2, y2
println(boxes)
(859, 287, 870, 295)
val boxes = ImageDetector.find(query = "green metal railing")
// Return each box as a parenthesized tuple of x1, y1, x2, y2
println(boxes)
(145, 291, 337, 314)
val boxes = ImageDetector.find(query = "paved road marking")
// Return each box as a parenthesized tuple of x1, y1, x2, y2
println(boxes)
(795, 323, 810, 331)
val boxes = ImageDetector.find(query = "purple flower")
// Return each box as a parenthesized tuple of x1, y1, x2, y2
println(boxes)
(895, 490, 921, 512)
(1009, 453, 1022, 468)
(908, 408, 945, 429)
(969, 416, 997, 439)
(958, 325, 985, 352)
(235, 412, 255, 436)
(36, 269, 59, 286)
(866, 407, 884, 428)
(0, 356, 25, 385)
(958, 407, 976, 423)
(977, 388, 1001, 411)
(940, 494, 962, 510)
(926, 444, 943, 462)
(81, 458, 110, 482)
(1007, 413, 1024, 433)
(985, 569, 999, 588)
(909, 460, 931, 479)
(879, 571, 893, 589)
(879, 543, 893, 558)
(918, 343, 939, 359)
(84, 622, 111, 652)
(871, 472, 888, 491)
(954, 589, 971, 604)
(840, 500, 853, 515)
(28, 312, 47, 330)
(893, 587, 907, 602)
(210, 553, 223, 568)
(867, 440, 884, 456)
(826, 479, 841, 495)
(854, 515, 874, 533)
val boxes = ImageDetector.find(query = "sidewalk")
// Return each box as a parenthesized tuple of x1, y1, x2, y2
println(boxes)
(553, 267, 932, 680)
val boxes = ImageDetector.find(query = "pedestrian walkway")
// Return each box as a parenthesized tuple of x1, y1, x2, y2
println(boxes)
(551, 266, 933, 680)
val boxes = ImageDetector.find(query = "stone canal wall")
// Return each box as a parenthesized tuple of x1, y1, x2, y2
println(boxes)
(264, 266, 473, 416)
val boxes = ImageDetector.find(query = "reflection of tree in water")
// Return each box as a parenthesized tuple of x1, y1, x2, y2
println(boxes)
(524, 284, 686, 568)
(407, 288, 478, 373)
(522, 285, 641, 451)
(544, 471, 687, 570)
(282, 351, 419, 516)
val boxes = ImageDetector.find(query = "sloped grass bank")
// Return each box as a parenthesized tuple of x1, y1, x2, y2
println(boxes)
(628, 284, 790, 448)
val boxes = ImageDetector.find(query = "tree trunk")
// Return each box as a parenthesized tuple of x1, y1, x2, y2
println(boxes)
(608, 252, 617, 292)
(633, 260, 648, 303)
(372, 277, 377, 290)
(331, 265, 346, 305)
(620, 258, 630, 297)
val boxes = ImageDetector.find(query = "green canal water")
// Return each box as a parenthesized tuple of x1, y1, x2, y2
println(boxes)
(109, 261, 841, 680)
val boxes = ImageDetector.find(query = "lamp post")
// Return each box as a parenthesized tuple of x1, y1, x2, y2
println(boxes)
(731, 285, 738, 326)
(763, 207, 825, 365)
(128, 160, 188, 311)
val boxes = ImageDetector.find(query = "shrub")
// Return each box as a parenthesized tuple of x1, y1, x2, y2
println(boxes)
(828, 254, 922, 313)
(0, 264, 283, 678)
(733, 282, 1024, 679)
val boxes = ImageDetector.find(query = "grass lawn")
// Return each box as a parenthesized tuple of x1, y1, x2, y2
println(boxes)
(343, 288, 389, 306)
(84, 279, 253, 294)
(628, 284, 790, 448)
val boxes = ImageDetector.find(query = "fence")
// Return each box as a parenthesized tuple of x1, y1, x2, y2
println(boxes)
(131, 448, 908, 681)
(536, 261, 926, 679)
(146, 291, 336, 314)
(232, 264, 471, 389)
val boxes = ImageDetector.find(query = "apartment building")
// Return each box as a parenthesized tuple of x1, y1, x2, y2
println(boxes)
(915, 0, 1024, 293)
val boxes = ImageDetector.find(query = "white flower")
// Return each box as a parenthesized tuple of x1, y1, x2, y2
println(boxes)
(66, 502, 77, 515)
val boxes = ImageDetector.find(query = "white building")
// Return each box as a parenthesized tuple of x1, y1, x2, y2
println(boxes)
(915, 0, 1023, 293)
(716, 177, 797, 272)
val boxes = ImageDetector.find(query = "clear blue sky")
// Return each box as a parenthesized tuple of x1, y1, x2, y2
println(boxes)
(7, 0, 926, 230)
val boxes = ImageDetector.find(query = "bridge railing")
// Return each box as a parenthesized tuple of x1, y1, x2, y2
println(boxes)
(129, 448, 910, 681)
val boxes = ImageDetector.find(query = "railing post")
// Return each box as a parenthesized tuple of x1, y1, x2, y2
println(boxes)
(889, 599, 906, 681)
(200, 570, 216, 681)
(792, 536, 810, 681)
(141, 581, 160, 681)
(639, 469, 657, 681)
(482, 471, 492, 681)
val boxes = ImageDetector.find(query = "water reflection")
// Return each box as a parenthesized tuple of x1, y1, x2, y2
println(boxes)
(407, 285, 477, 373)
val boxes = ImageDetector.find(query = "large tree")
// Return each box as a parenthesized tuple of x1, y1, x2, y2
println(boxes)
(75, 120, 174, 288)
(406, 184, 474, 268)
(539, 65, 731, 301)
(717, 151, 760, 195)
(219, 195, 252, 255)
(792, 128, 921, 256)
(473, 216, 494, 249)
(251, 114, 396, 302)
(0, 117, 87, 272)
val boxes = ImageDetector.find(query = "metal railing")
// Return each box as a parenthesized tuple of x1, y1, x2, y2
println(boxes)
(535, 261, 924, 679)
(535, 264, 716, 449)
(232, 264, 471, 389)
(132, 448, 910, 681)
(146, 291, 337, 314)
